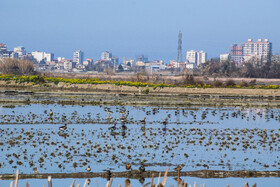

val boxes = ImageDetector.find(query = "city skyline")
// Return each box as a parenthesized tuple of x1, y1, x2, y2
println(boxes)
(1, 0, 279, 61)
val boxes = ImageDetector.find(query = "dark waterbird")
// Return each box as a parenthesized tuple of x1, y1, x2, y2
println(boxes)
(86, 165, 91, 172)
(126, 163, 132, 171)
(139, 164, 145, 173)
(59, 124, 67, 131)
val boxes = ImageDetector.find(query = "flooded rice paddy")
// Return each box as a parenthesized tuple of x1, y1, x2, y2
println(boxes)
(0, 103, 280, 186)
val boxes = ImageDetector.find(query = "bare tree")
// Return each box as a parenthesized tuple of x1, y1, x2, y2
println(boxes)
(0, 58, 36, 75)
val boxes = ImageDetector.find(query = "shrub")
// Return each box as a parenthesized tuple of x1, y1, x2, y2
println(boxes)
(144, 88, 150, 94)
(183, 74, 196, 85)
(213, 80, 223, 87)
(225, 79, 235, 87)
(240, 80, 249, 87)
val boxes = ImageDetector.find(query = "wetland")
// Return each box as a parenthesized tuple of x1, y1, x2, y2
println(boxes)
(0, 89, 280, 186)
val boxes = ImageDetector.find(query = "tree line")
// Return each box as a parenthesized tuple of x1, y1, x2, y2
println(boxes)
(199, 57, 280, 78)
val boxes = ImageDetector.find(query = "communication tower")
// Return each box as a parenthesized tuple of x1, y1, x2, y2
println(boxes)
(177, 31, 182, 63)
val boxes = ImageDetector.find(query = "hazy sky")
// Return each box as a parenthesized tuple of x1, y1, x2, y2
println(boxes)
(1, 0, 279, 61)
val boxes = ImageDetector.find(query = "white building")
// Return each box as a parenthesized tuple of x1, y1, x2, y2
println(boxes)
(186, 63, 196, 69)
(101, 51, 112, 60)
(243, 39, 272, 64)
(0, 44, 12, 58)
(64, 60, 73, 70)
(186, 50, 207, 68)
(220, 53, 231, 62)
(186, 50, 197, 64)
(14, 46, 26, 58)
(197, 50, 207, 66)
(73, 50, 83, 64)
(32, 51, 53, 63)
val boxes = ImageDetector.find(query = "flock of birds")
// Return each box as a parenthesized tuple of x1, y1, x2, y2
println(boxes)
(0, 105, 280, 176)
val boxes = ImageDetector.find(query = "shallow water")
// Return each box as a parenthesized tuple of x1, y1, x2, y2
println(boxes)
(0, 104, 280, 174)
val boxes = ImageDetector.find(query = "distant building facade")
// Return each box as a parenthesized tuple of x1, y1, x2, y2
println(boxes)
(101, 51, 112, 60)
(14, 46, 26, 58)
(186, 50, 207, 69)
(220, 53, 231, 62)
(64, 60, 73, 71)
(230, 44, 243, 64)
(229, 39, 272, 65)
(0, 44, 12, 58)
(32, 51, 54, 63)
(243, 39, 272, 64)
(136, 55, 148, 63)
(197, 50, 207, 66)
(186, 50, 197, 64)
(73, 50, 83, 64)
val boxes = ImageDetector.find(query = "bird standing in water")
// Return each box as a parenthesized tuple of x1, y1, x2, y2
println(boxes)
(139, 164, 145, 173)
(49, 109, 53, 117)
(59, 124, 67, 131)
(174, 164, 183, 172)
(162, 117, 168, 126)
(174, 164, 183, 180)
(86, 165, 91, 172)
(140, 117, 146, 124)
(126, 163, 132, 171)
(109, 123, 117, 131)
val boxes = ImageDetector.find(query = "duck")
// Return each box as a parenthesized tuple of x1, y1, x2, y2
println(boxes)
(105, 170, 112, 180)
(49, 109, 53, 117)
(120, 114, 128, 123)
(140, 117, 146, 124)
(139, 164, 145, 173)
(106, 109, 113, 115)
(120, 110, 126, 116)
(59, 124, 67, 131)
(125, 179, 131, 186)
(126, 163, 132, 171)
(162, 117, 168, 126)
(109, 123, 117, 131)
(86, 165, 91, 172)
(174, 164, 183, 172)
(121, 123, 127, 130)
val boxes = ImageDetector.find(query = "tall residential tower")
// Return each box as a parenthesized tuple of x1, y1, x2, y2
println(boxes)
(73, 50, 84, 64)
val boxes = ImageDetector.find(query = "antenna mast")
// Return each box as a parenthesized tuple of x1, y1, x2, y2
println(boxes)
(177, 31, 182, 62)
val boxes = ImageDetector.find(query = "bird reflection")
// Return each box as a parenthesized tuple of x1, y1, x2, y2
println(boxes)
(139, 177, 145, 185)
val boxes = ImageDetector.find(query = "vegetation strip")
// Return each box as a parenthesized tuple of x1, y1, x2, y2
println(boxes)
(1, 74, 280, 89)
(1, 170, 279, 180)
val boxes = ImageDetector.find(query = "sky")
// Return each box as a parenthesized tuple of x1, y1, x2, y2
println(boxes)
(0, 0, 279, 62)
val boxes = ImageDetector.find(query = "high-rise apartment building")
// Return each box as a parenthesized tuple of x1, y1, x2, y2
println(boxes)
(197, 50, 207, 66)
(186, 50, 207, 68)
(243, 39, 272, 64)
(230, 44, 243, 64)
(186, 50, 197, 64)
(230, 39, 272, 64)
(73, 50, 83, 64)
(101, 51, 112, 60)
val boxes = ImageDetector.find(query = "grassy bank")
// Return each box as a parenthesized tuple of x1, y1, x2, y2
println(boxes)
(1, 74, 280, 89)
